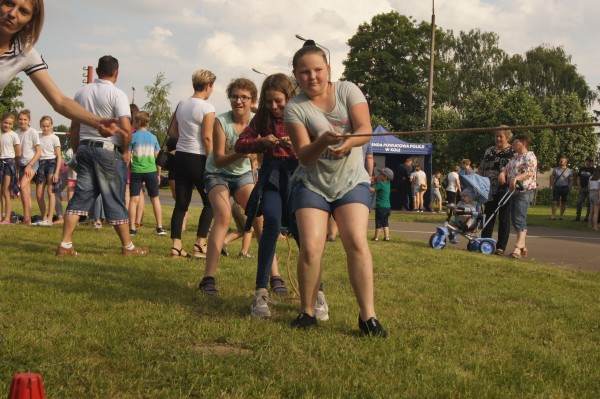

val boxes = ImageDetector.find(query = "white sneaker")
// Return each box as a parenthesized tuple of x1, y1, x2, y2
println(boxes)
(314, 290, 329, 321)
(38, 220, 53, 227)
(251, 288, 271, 318)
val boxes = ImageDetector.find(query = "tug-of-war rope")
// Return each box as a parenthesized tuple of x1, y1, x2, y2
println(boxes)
(348, 122, 600, 138)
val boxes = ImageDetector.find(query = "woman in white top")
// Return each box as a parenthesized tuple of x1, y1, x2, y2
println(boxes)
(0, 112, 20, 223)
(34, 115, 61, 225)
(285, 41, 386, 336)
(16, 109, 41, 224)
(445, 165, 461, 204)
(169, 69, 216, 258)
(0, 0, 119, 137)
(410, 164, 427, 212)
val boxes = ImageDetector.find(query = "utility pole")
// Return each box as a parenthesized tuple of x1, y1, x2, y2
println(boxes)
(425, 0, 436, 136)
(131, 87, 136, 105)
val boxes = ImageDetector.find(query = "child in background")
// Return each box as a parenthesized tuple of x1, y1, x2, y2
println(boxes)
(35, 116, 62, 226)
(16, 110, 41, 225)
(0, 113, 21, 224)
(461, 159, 474, 175)
(588, 167, 600, 231)
(449, 188, 478, 243)
(430, 171, 443, 213)
(372, 168, 393, 241)
(128, 111, 165, 236)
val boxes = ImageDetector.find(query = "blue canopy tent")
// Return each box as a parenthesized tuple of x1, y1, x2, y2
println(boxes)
(370, 125, 433, 210)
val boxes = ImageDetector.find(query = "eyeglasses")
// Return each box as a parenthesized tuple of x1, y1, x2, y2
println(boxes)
(229, 95, 252, 103)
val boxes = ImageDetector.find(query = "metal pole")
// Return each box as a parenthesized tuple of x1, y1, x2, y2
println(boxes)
(131, 87, 136, 104)
(86, 66, 93, 84)
(425, 0, 436, 134)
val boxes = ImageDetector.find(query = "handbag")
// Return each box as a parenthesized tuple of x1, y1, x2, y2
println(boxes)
(155, 104, 179, 170)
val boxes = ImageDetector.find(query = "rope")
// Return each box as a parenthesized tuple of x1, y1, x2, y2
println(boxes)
(348, 122, 600, 138)
(283, 235, 300, 298)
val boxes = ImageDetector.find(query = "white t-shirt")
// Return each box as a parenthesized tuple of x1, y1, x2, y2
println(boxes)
(589, 179, 600, 191)
(73, 78, 131, 146)
(410, 170, 427, 188)
(175, 97, 216, 155)
(446, 171, 460, 192)
(39, 134, 61, 160)
(18, 127, 40, 164)
(0, 40, 48, 92)
(0, 131, 21, 159)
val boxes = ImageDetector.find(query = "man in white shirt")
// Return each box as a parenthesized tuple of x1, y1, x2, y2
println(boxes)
(56, 56, 147, 256)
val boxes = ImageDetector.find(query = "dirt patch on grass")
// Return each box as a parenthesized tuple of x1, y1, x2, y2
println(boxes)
(193, 343, 252, 356)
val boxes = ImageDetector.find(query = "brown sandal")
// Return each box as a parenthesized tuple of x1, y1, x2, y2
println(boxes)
(170, 247, 190, 258)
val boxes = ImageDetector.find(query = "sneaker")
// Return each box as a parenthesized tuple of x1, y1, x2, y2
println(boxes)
(291, 312, 317, 329)
(270, 276, 288, 296)
(358, 316, 388, 337)
(55, 245, 78, 256)
(250, 288, 271, 318)
(238, 251, 253, 258)
(314, 290, 329, 321)
(94, 221, 103, 229)
(221, 245, 229, 257)
(129, 229, 137, 236)
(198, 276, 218, 296)
(38, 220, 52, 227)
(122, 246, 148, 256)
(155, 227, 167, 236)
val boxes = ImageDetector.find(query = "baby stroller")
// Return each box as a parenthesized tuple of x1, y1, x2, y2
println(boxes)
(429, 173, 516, 255)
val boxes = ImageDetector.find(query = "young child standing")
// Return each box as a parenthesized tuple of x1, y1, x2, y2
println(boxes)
(588, 167, 600, 231)
(372, 168, 393, 241)
(35, 116, 62, 226)
(128, 111, 165, 236)
(16, 110, 41, 224)
(0, 113, 21, 224)
(430, 171, 443, 213)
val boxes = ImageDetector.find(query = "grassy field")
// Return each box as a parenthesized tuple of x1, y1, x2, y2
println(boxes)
(1, 206, 600, 398)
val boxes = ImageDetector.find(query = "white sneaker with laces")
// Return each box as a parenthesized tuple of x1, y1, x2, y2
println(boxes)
(251, 288, 271, 318)
(314, 290, 329, 321)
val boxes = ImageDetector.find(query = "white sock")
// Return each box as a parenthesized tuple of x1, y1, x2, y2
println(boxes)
(60, 242, 73, 249)
(124, 242, 135, 250)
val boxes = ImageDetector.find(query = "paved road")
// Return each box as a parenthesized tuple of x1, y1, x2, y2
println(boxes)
(157, 191, 599, 272)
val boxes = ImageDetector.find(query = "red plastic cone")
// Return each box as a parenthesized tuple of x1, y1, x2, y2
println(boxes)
(8, 373, 46, 399)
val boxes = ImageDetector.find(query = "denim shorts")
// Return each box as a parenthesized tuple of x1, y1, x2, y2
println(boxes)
(204, 171, 254, 196)
(590, 190, 600, 206)
(291, 182, 372, 214)
(65, 145, 129, 225)
(130, 171, 160, 197)
(511, 190, 534, 232)
(18, 160, 38, 179)
(35, 159, 57, 184)
(0, 158, 16, 180)
(375, 207, 391, 228)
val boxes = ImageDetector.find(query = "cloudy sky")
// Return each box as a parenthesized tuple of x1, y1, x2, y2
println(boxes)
(18, 0, 600, 127)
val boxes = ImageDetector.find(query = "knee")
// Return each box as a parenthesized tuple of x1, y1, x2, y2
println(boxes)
(299, 242, 323, 265)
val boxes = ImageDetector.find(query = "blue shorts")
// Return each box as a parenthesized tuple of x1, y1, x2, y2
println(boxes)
(205, 171, 254, 196)
(36, 159, 57, 184)
(0, 158, 16, 180)
(291, 182, 372, 214)
(130, 171, 160, 198)
(18, 161, 38, 179)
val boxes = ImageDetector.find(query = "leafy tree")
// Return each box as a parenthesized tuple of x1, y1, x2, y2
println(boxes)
(54, 124, 69, 133)
(449, 29, 507, 107)
(496, 46, 595, 106)
(430, 106, 461, 171)
(343, 11, 455, 131)
(143, 73, 172, 142)
(541, 93, 597, 167)
(0, 77, 24, 115)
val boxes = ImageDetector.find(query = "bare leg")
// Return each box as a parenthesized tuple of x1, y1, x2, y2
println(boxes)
(46, 176, 56, 222)
(36, 182, 46, 220)
(551, 201, 557, 219)
(334, 203, 376, 321)
(384, 227, 390, 240)
(129, 195, 140, 230)
(60, 214, 80, 243)
(150, 195, 162, 228)
(1, 176, 10, 221)
(204, 186, 232, 277)
(295, 208, 328, 316)
(19, 174, 33, 223)
(137, 189, 145, 226)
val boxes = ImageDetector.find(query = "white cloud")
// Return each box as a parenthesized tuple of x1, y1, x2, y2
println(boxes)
(137, 26, 180, 61)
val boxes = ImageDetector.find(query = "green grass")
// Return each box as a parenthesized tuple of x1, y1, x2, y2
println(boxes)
(1, 206, 600, 398)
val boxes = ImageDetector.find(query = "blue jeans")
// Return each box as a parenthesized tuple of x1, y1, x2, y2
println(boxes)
(511, 190, 534, 232)
(256, 189, 283, 289)
(66, 145, 128, 225)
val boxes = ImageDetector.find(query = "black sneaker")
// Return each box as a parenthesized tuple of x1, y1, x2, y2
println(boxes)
(291, 312, 317, 329)
(129, 229, 137, 236)
(358, 316, 388, 337)
(156, 227, 167, 236)
(198, 276, 218, 296)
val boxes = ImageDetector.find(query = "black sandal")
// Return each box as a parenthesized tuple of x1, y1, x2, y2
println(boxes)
(270, 276, 288, 296)
(170, 247, 190, 258)
(198, 276, 218, 296)
(193, 243, 207, 259)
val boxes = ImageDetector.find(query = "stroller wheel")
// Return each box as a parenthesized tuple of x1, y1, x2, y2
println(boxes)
(479, 240, 496, 255)
(429, 233, 447, 249)
(467, 241, 479, 252)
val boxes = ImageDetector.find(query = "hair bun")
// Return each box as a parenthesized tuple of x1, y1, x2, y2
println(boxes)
(303, 39, 317, 47)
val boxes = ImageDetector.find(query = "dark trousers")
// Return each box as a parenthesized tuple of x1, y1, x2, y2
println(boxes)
(255, 189, 282, 289)
(576, 188, 590, 220)
(481, 190, 511, 251)
(170, 151, 212, 239)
